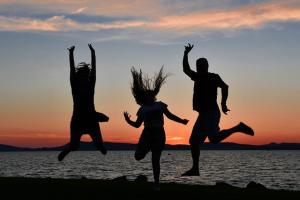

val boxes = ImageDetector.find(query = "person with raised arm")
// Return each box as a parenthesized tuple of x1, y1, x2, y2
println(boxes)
(181, 43, 254, 176)
(58, 44, 108, 161)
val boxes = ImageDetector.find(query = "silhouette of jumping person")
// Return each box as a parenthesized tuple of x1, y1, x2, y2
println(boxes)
(58, 44, 108, 161)
(181, 43, 254, 176)
(124, 67, 188, 190)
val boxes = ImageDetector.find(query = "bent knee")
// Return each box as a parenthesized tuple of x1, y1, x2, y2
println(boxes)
(189, 139, 201, 146)
(134, 152, 145, 161)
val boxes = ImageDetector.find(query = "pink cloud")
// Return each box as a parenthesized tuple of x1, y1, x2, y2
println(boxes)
(0, 15, 58, 31)
(147, 3, 300, 31)
(0, 1, 299, 34)
(0, 15, 145, 32)
(71, 7, 88, 14)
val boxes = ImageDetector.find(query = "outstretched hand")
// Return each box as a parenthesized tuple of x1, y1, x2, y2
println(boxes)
(221, 104, 230, 115)
(184, 43, 194, 54)
(123, 111, 131, 122)
(88, 43, 95, 52)
(68, 46, 75, 52)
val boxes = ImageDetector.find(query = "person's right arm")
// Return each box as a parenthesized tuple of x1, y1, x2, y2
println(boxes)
(68, 46, 75, 84)
(183, 43, 197, 78)
(123, 111, 143, 128)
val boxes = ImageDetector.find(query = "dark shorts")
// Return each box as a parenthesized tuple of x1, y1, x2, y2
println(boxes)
(71, 113, 100, 132)
(189, 110, 221, 145)
(135, 127, 166, 158)
(69, 113, 102, 149)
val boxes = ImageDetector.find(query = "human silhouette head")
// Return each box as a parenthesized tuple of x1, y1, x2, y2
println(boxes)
(76, 62, 90, 82)
(130, 67, 168, 106)
(196, 58, 209, 74)
(143, 90, 156, 105)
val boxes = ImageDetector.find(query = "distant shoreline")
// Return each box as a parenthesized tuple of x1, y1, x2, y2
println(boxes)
(1, 142, 300, 151)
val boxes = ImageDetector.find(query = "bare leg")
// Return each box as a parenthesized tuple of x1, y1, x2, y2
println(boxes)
(89, 128, 107, 155)
(58, 131, 81, 161)
(152, 150, 162, 188)
(190, 143, 200, 171)
(135, 130, 151, 161)
(181, 137, 206, 176)
(208, 122, 254, 144)
(182, 115, 206, 176)
(58, 146, 72, 161)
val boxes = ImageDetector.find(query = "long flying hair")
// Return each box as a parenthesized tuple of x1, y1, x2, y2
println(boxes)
(130, 66, 168, 105)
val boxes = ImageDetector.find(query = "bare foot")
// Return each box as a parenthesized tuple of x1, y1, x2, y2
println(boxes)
(181, 169, 200, 176)
(100, 146, 107, 155)
(58, 151, 66, 161)
(238, 122, 254, 136)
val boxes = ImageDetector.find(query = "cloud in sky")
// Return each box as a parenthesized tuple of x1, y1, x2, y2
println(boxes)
(71, 7, 87, 14)
(0, 15, 145, 32)
(147, 2, 300, 32)
(0, 0, 300, 38)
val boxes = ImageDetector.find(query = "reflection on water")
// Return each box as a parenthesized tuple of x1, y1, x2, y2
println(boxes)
(0, 150, 299, 190)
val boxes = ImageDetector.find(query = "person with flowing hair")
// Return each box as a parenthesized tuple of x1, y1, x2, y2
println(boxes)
(124, 67, 189, 190)
(58, 44, 108, 161)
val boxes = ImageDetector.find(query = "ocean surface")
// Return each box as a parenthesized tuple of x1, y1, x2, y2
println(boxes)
(0, 150, 299, 191)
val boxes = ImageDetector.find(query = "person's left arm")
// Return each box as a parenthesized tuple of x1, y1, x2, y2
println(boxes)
(218, 75, 230, 114)
(88, 44, 96, 86)
(164, 108, 189, 125)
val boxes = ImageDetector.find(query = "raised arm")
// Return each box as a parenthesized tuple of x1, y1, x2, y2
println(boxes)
(164, 108, 188, 125)
(183, 43, 197, 78)
(124, 111, 143, 128)
(88, 43, 96, 85)
(68, 46, 76, 83)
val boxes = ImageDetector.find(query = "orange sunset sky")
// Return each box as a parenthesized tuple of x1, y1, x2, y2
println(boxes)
(0, 0, 299, 147)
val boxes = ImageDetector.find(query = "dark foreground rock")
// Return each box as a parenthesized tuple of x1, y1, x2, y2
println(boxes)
(247, 181, 267, 190)
(0, 177, 299, 200)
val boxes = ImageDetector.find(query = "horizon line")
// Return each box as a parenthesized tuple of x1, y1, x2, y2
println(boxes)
(1, 141, 300, 149)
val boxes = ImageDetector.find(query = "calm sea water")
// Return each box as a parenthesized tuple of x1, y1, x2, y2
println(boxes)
(0, 150, 299, 191)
